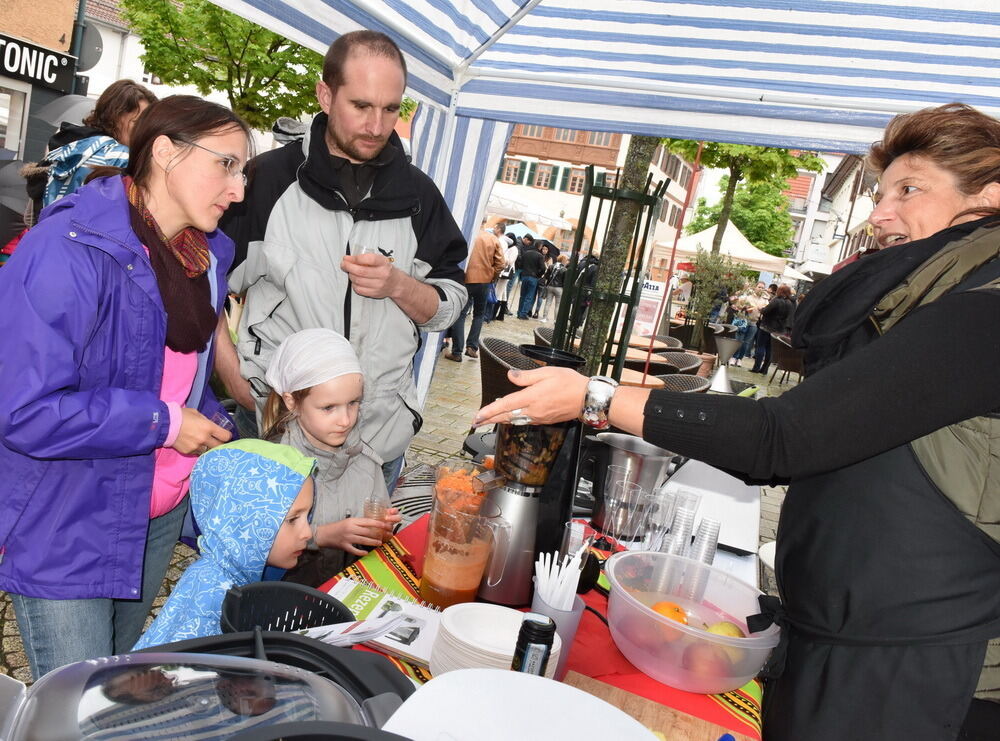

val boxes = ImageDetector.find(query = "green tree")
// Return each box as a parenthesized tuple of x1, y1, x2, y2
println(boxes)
(687, 249, 748, 350)
(686, 177, 796, 257)
(121, 0, 324, 130)
(663, 141, 824, 253)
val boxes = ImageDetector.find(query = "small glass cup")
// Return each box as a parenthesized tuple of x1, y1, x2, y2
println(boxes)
(210, 410, 236, 433)
(363, 494, 391, 542)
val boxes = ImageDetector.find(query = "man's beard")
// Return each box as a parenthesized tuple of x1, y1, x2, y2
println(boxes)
(327, 124, 386, 163)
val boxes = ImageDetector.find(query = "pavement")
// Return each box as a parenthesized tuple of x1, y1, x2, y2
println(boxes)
(0, 312, 793, 683)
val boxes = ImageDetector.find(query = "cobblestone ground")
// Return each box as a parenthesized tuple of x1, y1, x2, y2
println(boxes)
(1, 312, 793, 681)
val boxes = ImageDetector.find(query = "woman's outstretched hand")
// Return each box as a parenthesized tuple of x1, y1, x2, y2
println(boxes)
(172, 408, 233, 455)
(474, 366, 589, 427)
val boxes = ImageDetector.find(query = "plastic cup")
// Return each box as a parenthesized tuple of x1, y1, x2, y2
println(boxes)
(530, 588, 585, 681)
(363, 494, 391, 542)
(210, 411, 235, 434)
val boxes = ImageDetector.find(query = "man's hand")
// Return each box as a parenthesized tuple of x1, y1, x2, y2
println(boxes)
(341, 253, 439, 323)
(341, 253, 402, 300)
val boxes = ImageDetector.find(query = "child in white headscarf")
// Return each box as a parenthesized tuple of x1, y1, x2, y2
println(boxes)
(262, 328, 399, 585)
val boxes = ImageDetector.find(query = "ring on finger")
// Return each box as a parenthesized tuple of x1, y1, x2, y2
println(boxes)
(509, 408, 533, 426)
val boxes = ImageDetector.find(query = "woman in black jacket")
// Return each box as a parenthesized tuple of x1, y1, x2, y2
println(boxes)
(750, 284, 795, 374)
(476, 103, 1000, 741)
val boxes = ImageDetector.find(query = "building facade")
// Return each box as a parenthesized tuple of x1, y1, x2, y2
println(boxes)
(491, 125, 695, 278)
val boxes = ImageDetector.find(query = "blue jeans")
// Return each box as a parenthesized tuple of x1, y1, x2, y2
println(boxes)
(382, 455, 404, 494)
(445, 283, 490, 355)
(533, 284, 547, 316)
(517, 276, 539, 318)
(733, 324, 757, 361)
(11, 498, 189, 679)
(505, 269, 521, 299)
(752, 329, 772, 372)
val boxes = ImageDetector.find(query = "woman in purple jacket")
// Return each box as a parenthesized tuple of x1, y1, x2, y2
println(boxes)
(0, 96, 250, 679)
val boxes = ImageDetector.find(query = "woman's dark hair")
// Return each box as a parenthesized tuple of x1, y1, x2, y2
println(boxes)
(867, 103, 1000, 223)
(82, 79, 157, 141)
(126, 95, 253, 187)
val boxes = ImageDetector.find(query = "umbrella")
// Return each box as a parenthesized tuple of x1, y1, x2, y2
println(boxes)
(504, 222, 543, 241)
(33, 94, 95, 129)
(0, 160, 28, 214)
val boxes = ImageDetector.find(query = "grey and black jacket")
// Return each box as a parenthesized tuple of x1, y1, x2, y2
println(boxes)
(222, 114, 467, 461)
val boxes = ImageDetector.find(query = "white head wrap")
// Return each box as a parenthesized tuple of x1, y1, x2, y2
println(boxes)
(264, 328, 363, 395)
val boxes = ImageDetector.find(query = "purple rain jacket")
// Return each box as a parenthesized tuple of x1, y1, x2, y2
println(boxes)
(0, 176, 233, 600)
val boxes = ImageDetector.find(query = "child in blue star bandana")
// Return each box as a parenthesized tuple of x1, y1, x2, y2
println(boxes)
(133, 439, 315, 649)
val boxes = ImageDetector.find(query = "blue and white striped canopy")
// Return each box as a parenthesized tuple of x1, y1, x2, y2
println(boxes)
(210, 0, 1000, 405)
(212, 0, 1000, 154)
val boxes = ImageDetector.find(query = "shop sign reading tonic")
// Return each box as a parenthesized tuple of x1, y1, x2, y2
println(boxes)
(0, 34, 74, 93)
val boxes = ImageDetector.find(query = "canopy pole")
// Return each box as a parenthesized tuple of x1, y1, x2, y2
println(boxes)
(653, 142, 704, 338)
(457, 0, 546, 74)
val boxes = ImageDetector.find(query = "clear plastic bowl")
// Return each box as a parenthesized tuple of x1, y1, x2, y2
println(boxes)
(605, 550, 780, 694)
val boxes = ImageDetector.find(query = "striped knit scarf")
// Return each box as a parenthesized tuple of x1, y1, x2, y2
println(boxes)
(124, 176, 217, 353)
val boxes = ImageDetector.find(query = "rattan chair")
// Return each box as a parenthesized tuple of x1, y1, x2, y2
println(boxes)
(656, 374, 711, 393)
(624, 356, 678, 375)
(657, 350, 702, 375)
(533, 326, 554, 348)
(769, 336, 805, 385)
(653, 334, 684, 350)
(478, 338, 536, 406)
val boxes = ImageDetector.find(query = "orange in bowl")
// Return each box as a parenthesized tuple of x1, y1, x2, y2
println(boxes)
(651, 600, 688, 640)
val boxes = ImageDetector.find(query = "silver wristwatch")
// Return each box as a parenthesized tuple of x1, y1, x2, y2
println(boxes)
(581, 376, 619, 429)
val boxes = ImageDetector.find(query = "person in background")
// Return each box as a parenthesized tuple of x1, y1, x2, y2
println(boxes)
(215, 31, 467, 492)
(730, 282, 768, 365)
(42, 80, 158, 208)
(750, 284, 795, 374)
(494, 232, 519, 318)
(133, 440, 315, 648)
(503, 231, 523, 306)
(0, 96, 246, 679)
(515, 234, 546, 319)
(444, 222, 505, 361)
(541, 254, 569, 322)
(531, 248, 554, 318)
(261, 329, 398, 584)
(475, 102, 1000, 741)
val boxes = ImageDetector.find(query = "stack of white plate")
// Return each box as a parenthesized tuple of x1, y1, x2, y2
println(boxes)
(429, 603, 561, 679)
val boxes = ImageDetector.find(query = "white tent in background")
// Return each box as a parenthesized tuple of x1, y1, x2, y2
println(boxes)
(207, 0, 1000, 404)
(662, 225, 787, 273)
(783, 265, 815, 282)
(486, 194, 572, 230)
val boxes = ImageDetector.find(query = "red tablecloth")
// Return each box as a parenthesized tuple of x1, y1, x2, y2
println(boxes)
(320, 514, 762, 739)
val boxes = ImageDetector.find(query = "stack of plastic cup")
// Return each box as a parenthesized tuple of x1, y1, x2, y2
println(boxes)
(689, 517, 721, 566)
(683, 517, 722, 603)
(661, 488, 701, 557)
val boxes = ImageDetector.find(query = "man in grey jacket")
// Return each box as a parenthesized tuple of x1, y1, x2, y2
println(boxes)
(215, 30, 468, 489)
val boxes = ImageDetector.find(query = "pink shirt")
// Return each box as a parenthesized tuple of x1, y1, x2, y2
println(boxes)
(150, 347, 198, 517)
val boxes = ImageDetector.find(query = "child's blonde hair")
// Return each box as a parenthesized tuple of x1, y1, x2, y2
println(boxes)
(261, 388, 310, 442)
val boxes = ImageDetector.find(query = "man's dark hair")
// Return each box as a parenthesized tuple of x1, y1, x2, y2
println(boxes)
(523, 234, 534, 244)
(323, 30, 407, 91)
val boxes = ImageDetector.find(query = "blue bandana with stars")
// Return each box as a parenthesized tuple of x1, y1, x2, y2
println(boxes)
(134, 440, 315, 649)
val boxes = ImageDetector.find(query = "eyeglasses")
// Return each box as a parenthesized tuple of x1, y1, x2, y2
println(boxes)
(172, 138, 247, 186)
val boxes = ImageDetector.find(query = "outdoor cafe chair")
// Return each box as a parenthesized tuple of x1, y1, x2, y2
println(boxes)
(769, 336, 805, 386)
(656, 374, 711, 393)
(657, 350, 702, 375)
(534, 326, 554, 348)
(653, 334, 684, 350)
